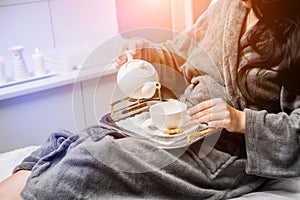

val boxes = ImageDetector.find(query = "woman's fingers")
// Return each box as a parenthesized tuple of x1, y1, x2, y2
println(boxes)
(188, 100, 212, 116)
(188, 98, 229, 125)
(188, 98, 223, 116)
(191, 107, 229, 124)
(115, 57, 126, 69)
(115, 41, 144, 68)
(187, 98, 246, 133)
(207, 120, 227, 128)
(115, 55, 128, 69)
(115, 49, 144, 68)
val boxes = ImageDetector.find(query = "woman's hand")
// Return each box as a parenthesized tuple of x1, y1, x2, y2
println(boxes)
(188, 98, 246, 133)
(115, 38, 145, 69)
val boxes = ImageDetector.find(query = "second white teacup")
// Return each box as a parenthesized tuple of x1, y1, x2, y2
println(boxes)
(149, 100, 189, 131)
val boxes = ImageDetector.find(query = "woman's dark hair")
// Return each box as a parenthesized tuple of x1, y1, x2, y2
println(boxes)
(239, 0, 300, 94)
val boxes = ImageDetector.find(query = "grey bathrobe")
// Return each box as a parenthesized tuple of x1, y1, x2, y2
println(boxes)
(140, 0, 300, 178)
(15, 0, 300, 199)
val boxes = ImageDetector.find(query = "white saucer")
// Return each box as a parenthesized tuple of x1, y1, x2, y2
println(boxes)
(141, 119, 198, 138)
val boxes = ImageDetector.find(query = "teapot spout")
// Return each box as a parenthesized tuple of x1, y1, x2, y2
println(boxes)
(141, 82, 161, 99)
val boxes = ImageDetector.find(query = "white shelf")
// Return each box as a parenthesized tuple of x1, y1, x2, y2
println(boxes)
(0, 0, 46, 7)
(0, 65, 118, 101)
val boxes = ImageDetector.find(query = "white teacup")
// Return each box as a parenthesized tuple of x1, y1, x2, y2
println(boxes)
(149, 100, 189, 131)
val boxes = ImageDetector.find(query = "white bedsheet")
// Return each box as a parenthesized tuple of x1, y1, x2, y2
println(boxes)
(0, 145, 40, 181)
(0, 146, 299, 199)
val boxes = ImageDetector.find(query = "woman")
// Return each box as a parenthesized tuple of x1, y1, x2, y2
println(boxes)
(1, 0, 299, 199)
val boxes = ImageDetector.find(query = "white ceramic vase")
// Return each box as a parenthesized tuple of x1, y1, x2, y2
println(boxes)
(8, 46, 29, 81)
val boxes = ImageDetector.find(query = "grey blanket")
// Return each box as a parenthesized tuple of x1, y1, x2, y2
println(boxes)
(16, 126, 264, 199)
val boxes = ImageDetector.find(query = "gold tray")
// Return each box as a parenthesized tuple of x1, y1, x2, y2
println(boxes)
(99, 95, 218, 149)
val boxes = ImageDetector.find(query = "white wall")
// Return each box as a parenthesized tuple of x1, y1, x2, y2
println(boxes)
(0, 0, 118, 73)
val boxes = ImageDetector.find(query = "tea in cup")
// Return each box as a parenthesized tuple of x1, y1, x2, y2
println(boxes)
(149, 100, 189, 131)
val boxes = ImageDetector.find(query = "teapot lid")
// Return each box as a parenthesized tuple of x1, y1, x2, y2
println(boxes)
(125, 60, 156, 78)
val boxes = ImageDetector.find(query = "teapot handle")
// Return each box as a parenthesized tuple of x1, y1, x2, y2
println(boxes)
(125, 50, 135, 61)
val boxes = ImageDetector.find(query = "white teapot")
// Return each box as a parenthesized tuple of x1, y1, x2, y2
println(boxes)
(117, 51, 160, 99)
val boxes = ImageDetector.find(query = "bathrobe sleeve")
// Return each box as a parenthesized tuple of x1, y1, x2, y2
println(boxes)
(134, 28, 206, 83)
(135, 0, 224, 82)
(244, 87, 300, 178)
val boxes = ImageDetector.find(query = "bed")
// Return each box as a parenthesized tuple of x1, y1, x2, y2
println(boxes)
(0, 145, 299, 199)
